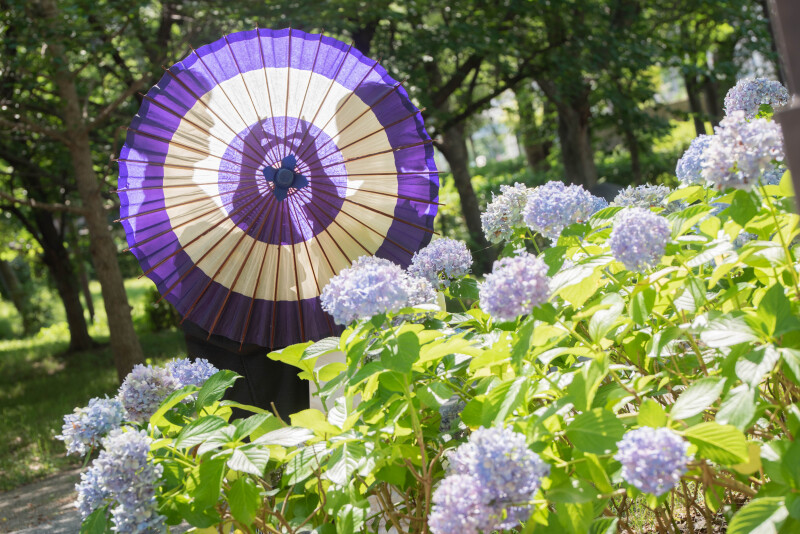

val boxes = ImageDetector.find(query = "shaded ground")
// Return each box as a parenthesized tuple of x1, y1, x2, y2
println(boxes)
(0, 467, 81, 533)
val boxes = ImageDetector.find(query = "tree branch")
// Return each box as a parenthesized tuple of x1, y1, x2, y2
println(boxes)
(86, 75, 149, 132)
(0, 190, 85, 215)
(0, 115, 70, 144)
(431, 53, 484, 107)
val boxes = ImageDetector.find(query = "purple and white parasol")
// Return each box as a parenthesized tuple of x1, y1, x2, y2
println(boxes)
(116, 28, 439, 348)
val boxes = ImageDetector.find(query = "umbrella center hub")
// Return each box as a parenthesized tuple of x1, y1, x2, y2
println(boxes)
(275, 168, 295, 188)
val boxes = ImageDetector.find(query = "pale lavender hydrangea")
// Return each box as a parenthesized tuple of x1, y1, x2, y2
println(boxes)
(76, 429, 165, 533)
(320, 256, 435, 325)
(724, 78, 789, 119)
(676, 135, 713, 185)
(409, 239, 472, 289)
(57, 397, 125, 456)
(429, 475, 492, 534)
(445, 427, 550, 531)
(609, 208, 670, 271)
(615, 427, 690, 496)
(613, 184, 672, 209)
(702, 111, 785, 190)
(166, 358, 218, 389)
(479, 252, 550, 321)
(481, 183, 531, 243)
(118, 364, 179, 423)
(523, 181, 606, 240)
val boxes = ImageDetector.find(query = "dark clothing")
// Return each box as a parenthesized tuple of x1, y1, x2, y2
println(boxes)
(182, 320, 308, 421)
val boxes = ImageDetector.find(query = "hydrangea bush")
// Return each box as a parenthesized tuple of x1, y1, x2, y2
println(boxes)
(69, 82, 799, 534)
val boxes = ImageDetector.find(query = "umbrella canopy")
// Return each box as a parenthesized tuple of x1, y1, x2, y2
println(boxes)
(117, 28, 439, 348)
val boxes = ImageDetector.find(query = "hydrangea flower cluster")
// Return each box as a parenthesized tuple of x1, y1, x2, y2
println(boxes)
(76, 429, 165, 533)
(481, 183, 531, 243)
(615, 427, 691, 496)
(439, 395, 467, 433)
(613, 184, 672, 209)
(479, 252, 550, 321)
(523, 181, 607, 240)
(723, 78, 789, 119)
(408, 238, 472, 289)
(320, 256, 435, 325)
(118, 364, 180, 423)
(609, 208, 670, 272)
(702, 111, 785, 190)
(429, 427, 550, 534)
(676, 135, 713, 185)
(57, 397, 125, 457)
(166, 357, 218, 389)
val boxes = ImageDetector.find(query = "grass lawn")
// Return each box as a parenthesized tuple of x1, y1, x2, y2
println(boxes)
(0, 278, 185, 491)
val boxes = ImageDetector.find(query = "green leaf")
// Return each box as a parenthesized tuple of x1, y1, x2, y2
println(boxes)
(565, 409, 625, 454)
(336, 503, 369, 534)
(449, 277, 479, 300)
(227, 443, 271, 476)
(226, 477, 261, 527)
(757, 284, 800, 337)
(588, 293, 625, 342)
(568, 359, 607, 412)
(589, 518, 618, 534)
(195, 370, 240, 411)
(670, 377, 726, 420)
(187, 457, 225, 509)
(253, 426, 314, 447)
(268, 341, 315, 373)
(556, 501, 594, 534)
(541, 245, 568, 275)
(728, 497, 788, 534)
(669, 204, 712, 238)
(490, 376, 528, 426)
(325, 440, 367, 486)
(174, 415, 228, 449)
(416, 382, 454, 409)
(149, 388, 197, 426)
(638, 398, 667, 428)
(716, 385, 758, 430)
(382, 331, 419, 373)
(511, 317, 535, 369)
(302, 336, 341, 360)
(233, 414, 274, 441)
(630, 287, 656, 325)
(699, 314, 759, 348)
(80, 506, 110, 534)
(736, 345, 781, 387)
(729, 190, 760, 227)
(547, 478, 599, 503)
(290, 409, 341, 436)
(684, 422, 749, 465)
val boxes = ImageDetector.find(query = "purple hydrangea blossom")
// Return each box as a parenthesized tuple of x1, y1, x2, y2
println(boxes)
(609, 208, 671, 272)
(702, 111, 785, 190)
(523, 181, 606, 240)
(676, 135, 713, 185)
(481, 183, 531, 243)
(76, 429, 165, 533)
(445, 426, 550, 530)
(479, 252, 550, 321)
(57, 397, 125, 457)
(429, 475, 493, 534)
(166, 358, 218, 389)
(320, 256, 435, 325)
(408, 238, 472, 289)
(723, 78, 789, 119)
(615, 427, 690, 496)
(118, 364, 180, 423)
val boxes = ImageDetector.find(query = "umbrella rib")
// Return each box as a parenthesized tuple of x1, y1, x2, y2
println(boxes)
(269, 207, 286, 347)
(307, 139, 434, 173)
(123, 186, 263, 253)
(294, 56, 381, 166)
(124, 127, 262, 173)
(302, 181, 443, 206)
(287, 32, 324, 152)
(114, 180, 260, 193)
(294, 189, 370, 257)
(223, 34, 282, 169)
(291, 41, 355, 162)
(284, 196, 307, 342)
(116, 182, 261, 222)
(181, 191, 277, 326)
(256, 27, 284, 170)
(206, 193, 279, 339)
(295, 80, 409, 173)
(141, 190, 265, 280)
(292, 190, 359, 268)
(138, 92, 266, 169)
(283, 28, 292, 161)
(306, 170, 439, 177)
(162, 67, 264, 159)
(155, 192, 267, 305)
(115, 158, 261, 178)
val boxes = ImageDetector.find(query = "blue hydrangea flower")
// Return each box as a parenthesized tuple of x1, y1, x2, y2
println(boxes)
(609, 208, 671, 272)
(762, 166, 786, 186)
(429, 474, 492, 534)
(446, 426, 550, 530)
(166, 358, 218, 389)
(676, 135, 713, 185)
(479, 252, 550, 321)
(439, 396, 467, 433)
(76, 429, 165, 533)
(613, 184, 674, 210)
(481, 183, 531, 243)
(57, 397, 125, 457)
(320, 256, 435, 325)
(702, 111, 785, 190)
(408, 238, 472, 289)
(523, 181, 606, 240)
(118, 364, 179, 423)
(724, 78, 789, 119)
(615, 427, 690, 496)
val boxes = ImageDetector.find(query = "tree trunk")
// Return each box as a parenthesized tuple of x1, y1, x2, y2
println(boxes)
(684, 74, 707, 137)
(555, 101, 597, 188)
(438, 122, 495, 273)
(703, 75, 722, 127)
(69, 218, 95, 322)
(515, 87, 551, 171)
(38, 0, 143, 380)
(623, 127, 642, 184)
(0, 259, 36, 336)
